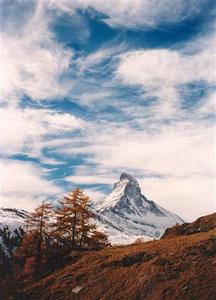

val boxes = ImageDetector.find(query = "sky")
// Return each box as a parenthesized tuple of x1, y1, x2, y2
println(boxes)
(0, 0, 215, 221)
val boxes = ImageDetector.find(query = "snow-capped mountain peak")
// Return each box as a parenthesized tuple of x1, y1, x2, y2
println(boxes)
(96, 173, 148, 213)
(94, 173, 184, 244)
(119, 172, 138, 182)
(95, 173, 132, 211)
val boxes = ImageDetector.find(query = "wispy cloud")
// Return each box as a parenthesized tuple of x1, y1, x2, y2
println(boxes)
(0, 106, 84, 157)
(116, 41, 215, 117)
(48, 0, 210, 29)
(0, 159, 63, 210)
(1, 0, 73, 103)
(60, 120, 214, 178)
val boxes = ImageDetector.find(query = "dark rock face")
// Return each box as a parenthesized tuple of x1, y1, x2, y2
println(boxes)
(0, 225, 25, 257)
(0, 208, 27, 219)
(0, 208, 29, 275)
(0, 225, 25, 276)
(120, 172, 137, 182)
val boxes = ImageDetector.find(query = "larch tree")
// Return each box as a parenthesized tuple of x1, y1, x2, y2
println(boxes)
(14, 189, 110, 281)
(52, 188, 109, 249)
(77, 192, 110, 248)
(25, 201, 53, 277)
(15, 231, 39, 276)
(78, 194, 95, 247)
(52, 188, 83, 249)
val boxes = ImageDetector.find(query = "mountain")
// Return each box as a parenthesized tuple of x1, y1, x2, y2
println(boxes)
(0, 208, 28, 258)
(94, 173, 184, 244)
(0, 208, 28, 231)
(0, 174, 184, 249)
(6, 213, 215, 300)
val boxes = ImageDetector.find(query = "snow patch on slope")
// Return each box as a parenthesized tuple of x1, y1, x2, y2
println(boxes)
(96, 177, 129, 210)
(0, 208, 28, 231)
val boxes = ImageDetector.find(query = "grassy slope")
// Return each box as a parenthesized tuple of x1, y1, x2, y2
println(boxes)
(9, 214, 216, 300)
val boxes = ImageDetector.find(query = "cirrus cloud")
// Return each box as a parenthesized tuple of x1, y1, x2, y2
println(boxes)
(1, 0, 73, 103)
(0, 106, 84, 157)
(48, 0, 210, 29)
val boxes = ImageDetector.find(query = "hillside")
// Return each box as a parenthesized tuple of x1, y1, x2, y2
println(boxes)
(3, 213, 215, 300)
(162, 212, 216, 238)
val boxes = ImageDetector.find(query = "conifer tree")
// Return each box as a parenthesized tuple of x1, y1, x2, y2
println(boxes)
(78, 194, 95, 247)
(25, 201, 53, 277)
(76, 193, 110, 248)
(52, 188, 83, 249)
(52, 188, 109, 249)
(15, 231, 39, 271)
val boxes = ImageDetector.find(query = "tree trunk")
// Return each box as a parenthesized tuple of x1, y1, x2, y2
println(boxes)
(79, 211, 85, 247)
(71, 212, 77, 249)
(34, 206, 44, 278)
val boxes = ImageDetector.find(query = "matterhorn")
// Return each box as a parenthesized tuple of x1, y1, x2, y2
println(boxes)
(94, 173, 184, 244)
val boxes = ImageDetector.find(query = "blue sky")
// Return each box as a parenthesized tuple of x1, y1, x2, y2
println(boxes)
(1, 0, 215, 221)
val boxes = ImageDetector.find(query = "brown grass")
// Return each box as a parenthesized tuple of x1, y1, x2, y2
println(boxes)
(3, 213, 216, 300)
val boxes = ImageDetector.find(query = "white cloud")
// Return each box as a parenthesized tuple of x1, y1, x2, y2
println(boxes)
(0, 159, 63, 210)
(139, 176, 216, 222)
(0, 194, 47, 211)
(65, 164, 116, 186)
(116, 46, 215, 116)
(0, 159, 61, 195)
(76, 49, 110, 73)
(0, 0, 73, 103)
(0, 106, 84, 157)
(75, 44, 125, 74)
(58, 121, 214, 178)
(65, 174, 114, 185)
(83, 188, 106, 203)
(197, 91, 216, 116)
(76, 91, 112, 106)
(48, 0, 208, 29)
